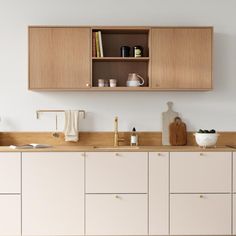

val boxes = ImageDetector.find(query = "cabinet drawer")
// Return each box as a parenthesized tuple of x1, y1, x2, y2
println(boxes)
(0, 152, 21, 193)
(86, 152, 147, 193)
(170, 152, 231, 193)
(0, 195, 21, 236)
(170, 194, 231, 235)
(86, 194, 147, 235)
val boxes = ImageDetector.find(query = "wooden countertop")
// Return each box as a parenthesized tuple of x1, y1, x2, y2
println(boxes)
(0, 145, 235, 152)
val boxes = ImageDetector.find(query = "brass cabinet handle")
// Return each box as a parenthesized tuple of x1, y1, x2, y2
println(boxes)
(199, 195, 204, 198)
(86, 83, 90, 87)
(200, 153, 204, 156)
(115, 195, 121, 199)
(115, 153, 119, 157)
(157, 153, 162, 156)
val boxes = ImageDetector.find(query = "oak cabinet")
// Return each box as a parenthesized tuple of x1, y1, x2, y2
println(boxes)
(29, 27, 91, 89)
(86, 194, 148, 235)
(29, 26, 213, 91)
(0, 195, 21, 236)
(151, 27, 212, 90)
(22, 152, 85, 235)
(149, 152, 169, 235)
(170, 152, 231, 193)
(86, 152, 147, 193)
(170, 194, 231, 235)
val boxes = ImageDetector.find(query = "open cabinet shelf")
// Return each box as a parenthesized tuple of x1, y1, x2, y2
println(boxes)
(91, 27, 150, 89)
(92, 57, 150, 62)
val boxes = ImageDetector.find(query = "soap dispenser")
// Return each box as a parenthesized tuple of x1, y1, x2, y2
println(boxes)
(130, 127, 138, 146)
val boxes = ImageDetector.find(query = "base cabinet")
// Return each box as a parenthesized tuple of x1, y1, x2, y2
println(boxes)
(86, 194, 148, 235)
(234, 152, 236, 192)
(0, 195, 21, 236)
(149, 152, 169, 235)
(170, 194, 231, 235)
(234, 195, 236, 235)
(22, 152, 84, 236)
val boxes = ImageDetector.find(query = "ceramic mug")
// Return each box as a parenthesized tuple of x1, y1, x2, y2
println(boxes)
(109, 79, 117, 87)
(126, 73, 145, 87)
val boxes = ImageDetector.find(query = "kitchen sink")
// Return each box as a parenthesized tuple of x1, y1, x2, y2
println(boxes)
(93, 146, 140, 150)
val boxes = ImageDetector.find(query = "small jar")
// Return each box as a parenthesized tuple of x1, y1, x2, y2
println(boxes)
(133, 46, 143, 57)
(98, 79, 105, 87)
(120, 46, 130, 57)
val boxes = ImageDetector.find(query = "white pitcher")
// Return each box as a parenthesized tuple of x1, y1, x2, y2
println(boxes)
(126, 73, 145, 87)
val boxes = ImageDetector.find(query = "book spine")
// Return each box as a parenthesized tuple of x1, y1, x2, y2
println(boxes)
(92, 32, 96, 57)
(95, 32, 100, 57)
(98, 31, 104, 57)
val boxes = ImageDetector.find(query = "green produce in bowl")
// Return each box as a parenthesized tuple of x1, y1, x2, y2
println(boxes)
(197, 129, 216, 134)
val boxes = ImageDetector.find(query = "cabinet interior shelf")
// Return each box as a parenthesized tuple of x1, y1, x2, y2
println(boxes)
(92, 57, 150, 62)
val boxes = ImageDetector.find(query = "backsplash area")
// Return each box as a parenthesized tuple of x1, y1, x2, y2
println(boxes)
(0, 0, 236, 132)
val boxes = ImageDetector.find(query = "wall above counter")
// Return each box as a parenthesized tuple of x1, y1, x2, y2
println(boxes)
(28, 26, 213, 91)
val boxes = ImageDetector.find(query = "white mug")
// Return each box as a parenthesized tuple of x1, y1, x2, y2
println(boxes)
(109, 79, 117, 87)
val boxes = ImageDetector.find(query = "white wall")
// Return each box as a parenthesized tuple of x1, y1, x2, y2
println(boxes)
(0, 0, 236, 132)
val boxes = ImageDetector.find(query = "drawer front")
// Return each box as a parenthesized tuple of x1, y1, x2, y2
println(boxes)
(170, 152, 231, 193)
(86, 152, 147, 193)
(0, 152, 21, 193)
(86, 194, 148, 235)
(0, 195, 21, 236)
(149, 152, 169, 235)
(234, 153, 236, 192)
(170, 194, 231, 235)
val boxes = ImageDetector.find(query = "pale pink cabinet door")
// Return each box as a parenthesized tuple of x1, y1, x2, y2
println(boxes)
(170, 152, 231, 193)
(0, 195, 21, 236)
(170, 194, 231, 235)
(149, 152, 169, 235)
(86, 152, 147, 193)
(234, 195, 236, 235)
(234, 152, 236, 192)
(22, 152, 84, 236)
(0, 152, 21, 193)
(86, 194, 148, 235)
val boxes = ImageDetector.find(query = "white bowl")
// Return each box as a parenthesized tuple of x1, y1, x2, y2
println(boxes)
(194, 133, 219, 148)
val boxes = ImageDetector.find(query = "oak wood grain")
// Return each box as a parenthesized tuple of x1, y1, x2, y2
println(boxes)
(0, 132, 235, 147)
(151, 27, 213, 89)
(29, 27, 91, 89)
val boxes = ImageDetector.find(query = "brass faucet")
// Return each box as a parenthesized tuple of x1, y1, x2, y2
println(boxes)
(114, 116, 125, 147)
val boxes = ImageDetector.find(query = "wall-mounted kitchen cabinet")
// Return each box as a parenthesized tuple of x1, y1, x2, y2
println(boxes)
(29, 27, 91, 89)
(151, 28, 212, 90)
(28, 26, 213, 91)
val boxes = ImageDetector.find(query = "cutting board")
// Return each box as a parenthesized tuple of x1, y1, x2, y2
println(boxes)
(162, 102, 179, 145)
(169, 117, 187, 146)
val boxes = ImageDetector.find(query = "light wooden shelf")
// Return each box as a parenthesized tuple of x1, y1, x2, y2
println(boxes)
(92, 57, 150, 62)
(89, 86, 150, 91)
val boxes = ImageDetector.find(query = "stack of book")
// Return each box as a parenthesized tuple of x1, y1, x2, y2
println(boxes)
(92, 31, 104, 57)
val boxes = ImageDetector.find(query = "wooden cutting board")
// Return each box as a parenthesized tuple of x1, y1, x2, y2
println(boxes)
(169, 117, 187, 146)
(162, 102, 179, 145)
